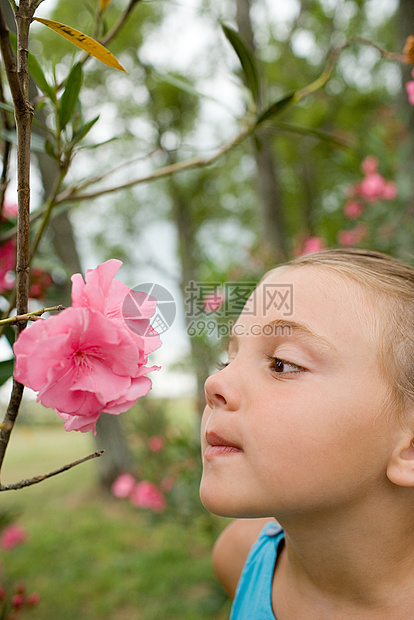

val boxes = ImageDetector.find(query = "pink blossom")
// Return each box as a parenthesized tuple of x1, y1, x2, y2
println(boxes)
(27, 592, 40, 606)
(361, 155, 378, 176)
(382, 181, 398, 201)
(203, 290, 225, 313)
(71, 259, 161, 355)
(111, 473, 136, 498)
(130, 481, 166, 512)
(2, 202, 18, 220)
(14, 307, 158, 434)
(13, 261, 162, 434)
(406, 80, 414, 105)
(0, 524, 27, 550)
(147, 435, 165, 452)
(160, 477, 175, 492)
(0, 240, 15, 294)
(29, 268, 53, 300)
(358, 172, 387, 201)
(300, 236, 325, 256)
(344, 201, 364, 219)
(337, 223, 367, 247)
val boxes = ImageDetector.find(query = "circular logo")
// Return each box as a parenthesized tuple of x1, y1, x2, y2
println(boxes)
(122, 283, 176, 336)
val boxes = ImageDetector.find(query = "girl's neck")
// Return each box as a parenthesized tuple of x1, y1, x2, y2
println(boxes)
(273, 492, 414, 619)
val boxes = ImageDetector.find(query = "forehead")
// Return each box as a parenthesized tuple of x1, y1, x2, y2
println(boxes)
(236, 265, 381, 352)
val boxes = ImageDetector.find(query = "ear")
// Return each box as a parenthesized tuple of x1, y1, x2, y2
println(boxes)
(387, 437, 414, 487)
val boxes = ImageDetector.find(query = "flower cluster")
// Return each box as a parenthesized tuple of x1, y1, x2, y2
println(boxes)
(13, 260, 162, 434)
(0, 525, 27, 550)
(337, 155, 398, 247)
(112, 473, 168, 513)
(0, 523, 40, 619)
(0, 583, 40, 619)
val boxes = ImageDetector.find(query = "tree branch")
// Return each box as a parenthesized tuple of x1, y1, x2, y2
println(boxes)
(100, 0, 144, 47)
(0, 450, 105, 491)
(0, 304, 65, 326)
(56, 124, 253, 203)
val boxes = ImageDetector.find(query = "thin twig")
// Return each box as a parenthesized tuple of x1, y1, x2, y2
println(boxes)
(56, 124, 253, 203)
(0, 304, 65, 326)
(0, 450, 105, 491)
(100, 0, 143, 47)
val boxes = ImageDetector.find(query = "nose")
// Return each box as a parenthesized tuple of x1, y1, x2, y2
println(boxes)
(204, 366, 241, 411)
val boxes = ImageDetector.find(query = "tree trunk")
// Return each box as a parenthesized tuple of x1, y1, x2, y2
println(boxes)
(236, 0, 288, 263)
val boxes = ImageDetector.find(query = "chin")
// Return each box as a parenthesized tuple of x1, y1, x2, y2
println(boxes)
(199, 481, 267, 519)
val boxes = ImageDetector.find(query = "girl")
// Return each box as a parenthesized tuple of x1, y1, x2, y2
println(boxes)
(200, 248, 414, 620)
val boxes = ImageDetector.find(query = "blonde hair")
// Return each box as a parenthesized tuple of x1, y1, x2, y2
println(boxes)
(279, 248, 414, 416)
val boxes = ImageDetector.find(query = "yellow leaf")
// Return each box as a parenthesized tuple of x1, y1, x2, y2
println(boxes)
(33, 17, 126, 72)
(100, 0, 113, 9)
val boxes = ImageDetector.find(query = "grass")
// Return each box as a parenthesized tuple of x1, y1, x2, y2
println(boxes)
(0, 426, 232, 619)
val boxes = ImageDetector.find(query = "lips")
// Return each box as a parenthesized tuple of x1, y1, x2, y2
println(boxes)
(204, 431, 242, 458)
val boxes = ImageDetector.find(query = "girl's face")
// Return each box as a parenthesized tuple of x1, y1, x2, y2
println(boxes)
(200, 266, 401, 520)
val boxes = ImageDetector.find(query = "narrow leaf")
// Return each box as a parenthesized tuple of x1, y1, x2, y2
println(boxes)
(9, 32, 55, 101)
(33, 17, 126, 72)
(70, 115, 100, 147)
(0, 102, 14, 114)
(0, 129, 46, 153)
(222, 23, 260, 104)
(59, 63, 83, 131)
(100, 0, 113, 9)
(0, 359, 14, 387)
(255, 93, 298, 126)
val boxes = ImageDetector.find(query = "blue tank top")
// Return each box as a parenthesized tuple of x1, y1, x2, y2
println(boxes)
(230, 521, 285, 620)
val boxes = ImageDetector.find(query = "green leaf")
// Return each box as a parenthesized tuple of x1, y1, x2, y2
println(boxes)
(45, 139, 57, 160)
(9, 32, 55, 101)
(255, 93, 298, 126)
(0, 359, 14, 387)
(221, 23, 260, 104)
(70, 115, 100, 148)
(0, 102, 14, 114)
(3, 327, 15, 349)
(59, 63, 83, 132)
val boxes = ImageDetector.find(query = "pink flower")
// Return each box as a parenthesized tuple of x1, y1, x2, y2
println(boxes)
(29, 268, 54, 300)
(160, 477, 175, 492)
(203, 290, 225, 313)
(2, 202, 18, 220)
(358, 172, 387, 201)
(71, 259, 161, 355)
(13, 260, 162, 435)
(147, 435, 165, 452)
(382, 181, 398, 201)
(298, 236, 325, 256)
(14, 307, 158, 434)
(337, 223, 367, 247)
(0, 524, 27, 550)
(361, 155, 378, 176)
(0, 239, 15, 294)
(111, 473, 136, 498)
(130, 481, 166, 512)
(344, 201, 364, 219)
(406, 79, 414, 105)
(27, 592, 41, 606)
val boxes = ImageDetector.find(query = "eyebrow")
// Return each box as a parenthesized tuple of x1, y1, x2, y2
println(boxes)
(267, 319, 336, 352)
(229, 319, 337, 353)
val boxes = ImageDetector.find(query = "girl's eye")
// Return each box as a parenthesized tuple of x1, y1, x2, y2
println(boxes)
(268, 356, 304, 375)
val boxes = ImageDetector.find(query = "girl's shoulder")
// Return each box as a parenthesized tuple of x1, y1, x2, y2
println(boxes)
(212, 518, 279, 599)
